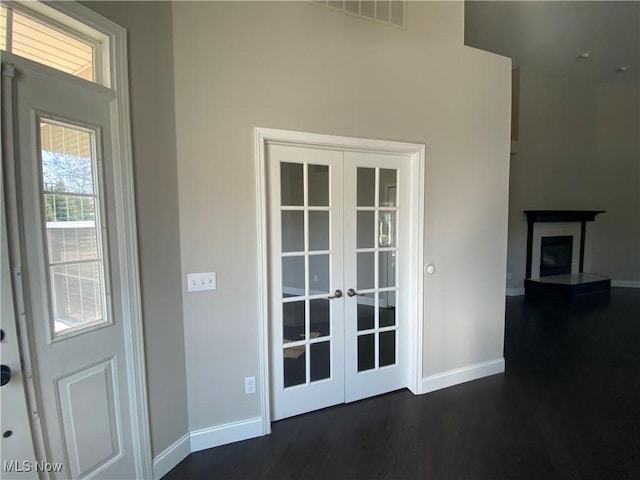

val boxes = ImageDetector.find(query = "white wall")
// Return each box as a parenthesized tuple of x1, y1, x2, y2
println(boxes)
(172, 1, 511, 432)
(506, 67, 640, 290)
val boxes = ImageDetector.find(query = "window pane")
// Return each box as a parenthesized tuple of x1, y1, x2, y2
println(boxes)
(309, 298, 330, 337)
(40, 119, 106, 336)
(357, 293, 375, 331)
(308, 164, 329, 206)
(0, 5, 7, 52)
(280, 163, 304, 206)
(50, 262, 104, 332)
(283, 301, 305, 342)
(379, 331, 396, 367)
(310, 341, 330, 382)
(281, 210, 304, 252)
(12, 10, 94, 81)
(41, 122, 94, 194)
(308, 211, 329, 251)
(379, 169, 397, 207)
(284, 347, 306, 387)
(282, 256, 305, 298)
(379, 291, 396, 327)
(357, 252, 374, 290)
(379, 251, 396, 288)
(357, 168, 375, 206)
(309, 254, 330, 294)
(357, 334, 375, 372)
(357, 211, 375, 248)
(47, 223, 98, 263)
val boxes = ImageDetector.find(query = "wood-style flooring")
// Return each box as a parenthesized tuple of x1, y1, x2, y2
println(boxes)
(164, 287, 640, 479)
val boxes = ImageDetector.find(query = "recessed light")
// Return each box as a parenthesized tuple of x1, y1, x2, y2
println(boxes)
(616, 66, 628, 73)
(578, 51, 591, 59)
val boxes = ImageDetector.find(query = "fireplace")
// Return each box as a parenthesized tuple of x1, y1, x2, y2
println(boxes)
(524, 210, 610, 302)
(540, 235, 573, 277)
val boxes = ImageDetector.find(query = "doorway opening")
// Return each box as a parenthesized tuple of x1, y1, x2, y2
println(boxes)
(255, 128, 425, 432)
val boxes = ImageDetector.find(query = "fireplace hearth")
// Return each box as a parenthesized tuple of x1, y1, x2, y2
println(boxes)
(524, 210, 610, 303)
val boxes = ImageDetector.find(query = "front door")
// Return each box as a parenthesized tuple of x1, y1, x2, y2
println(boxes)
(2, 57, 139, 478)
(268, 143, 410, 421)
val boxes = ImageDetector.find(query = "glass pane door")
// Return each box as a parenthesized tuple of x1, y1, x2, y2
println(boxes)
(343, 151, 409, 404)
(268, 144, 344, 421)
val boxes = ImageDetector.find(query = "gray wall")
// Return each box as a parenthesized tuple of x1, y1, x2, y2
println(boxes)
(172, 1, 511, 432)
(82, 1, 188, 458)
(507, 67, 640, 290)
(592, 83, 640, 281)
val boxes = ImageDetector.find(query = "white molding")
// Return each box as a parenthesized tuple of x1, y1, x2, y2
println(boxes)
(152, 433, 190, 480)
(611, 280, 640, 288)
(255, 127, 425, 423)
(506, 287, 525, 297)
(420, 359, 505, 394)
(190, 418, 263, 453)
(42, 3, 153, 478)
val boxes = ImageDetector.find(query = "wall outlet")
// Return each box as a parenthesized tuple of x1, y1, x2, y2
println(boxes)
(187, 272, 216, 292)
(245, 376, 256, 394)
(506, 272, 512, 280)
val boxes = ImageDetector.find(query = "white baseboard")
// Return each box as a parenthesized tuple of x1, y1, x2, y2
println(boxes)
(421, 358, 505, 394)
(190, 417, 263, 453)
(611, 280, 640, 288)
(506, 288, 525, 297)
(152, 432, 190, 480)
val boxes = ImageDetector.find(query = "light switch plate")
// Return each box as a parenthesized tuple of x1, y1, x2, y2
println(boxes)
(187, 272, 216, 292)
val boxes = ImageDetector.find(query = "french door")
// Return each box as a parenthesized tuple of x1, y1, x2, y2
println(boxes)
(2, 57, 139, 478)
(268, 143, 410, 421)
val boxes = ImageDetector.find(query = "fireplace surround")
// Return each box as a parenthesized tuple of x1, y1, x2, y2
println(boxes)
(524, 210, 610, 302)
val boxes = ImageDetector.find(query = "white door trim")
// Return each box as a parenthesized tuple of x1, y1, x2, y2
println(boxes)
(2, 2, 152, 477)
(255, 127, 425, 432)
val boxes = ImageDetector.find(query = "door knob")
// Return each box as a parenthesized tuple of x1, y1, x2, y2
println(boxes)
(1, 365, 11, 387)
(347, 288, 364, 297)
(328, 289, 343, 299)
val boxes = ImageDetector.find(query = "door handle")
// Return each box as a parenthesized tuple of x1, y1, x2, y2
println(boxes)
(1, 365, 11, 387)
(347, 288, 364, 297)
(328, 289, 343, 299)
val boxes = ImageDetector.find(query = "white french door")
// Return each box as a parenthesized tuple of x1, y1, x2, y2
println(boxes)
(268, 143, 410, 421)
(2, 56, 139, 478)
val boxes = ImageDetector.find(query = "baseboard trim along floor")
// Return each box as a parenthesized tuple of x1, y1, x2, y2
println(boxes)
(153, 433, 190, 480)
(421, 358, 505, 394)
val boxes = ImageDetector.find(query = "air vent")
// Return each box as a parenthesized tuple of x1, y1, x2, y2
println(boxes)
(314, 1, 406, 29)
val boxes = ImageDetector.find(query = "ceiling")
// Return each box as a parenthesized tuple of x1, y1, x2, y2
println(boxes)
(464, 1, 640, 87)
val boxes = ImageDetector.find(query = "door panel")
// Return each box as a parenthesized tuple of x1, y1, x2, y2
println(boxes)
(268, 144, 344, 421)
(343, 152, 409, 403)
(1, 149, 38, 478)
(269, 145, 410, 420)
(4, 59, 136, 478)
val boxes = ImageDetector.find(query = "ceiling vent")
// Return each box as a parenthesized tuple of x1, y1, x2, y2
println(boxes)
(314, 1, 406, 29)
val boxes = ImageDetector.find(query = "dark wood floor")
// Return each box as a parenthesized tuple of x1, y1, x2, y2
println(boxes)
(164, 288, 640, 479)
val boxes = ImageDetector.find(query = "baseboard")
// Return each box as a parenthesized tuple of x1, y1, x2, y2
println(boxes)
(506, 288, 525, 297)
(190, 417, 263, 453)
(421, 358, 505, 394)
(611, 280, 640, 288)
(152, 432, 190, 480)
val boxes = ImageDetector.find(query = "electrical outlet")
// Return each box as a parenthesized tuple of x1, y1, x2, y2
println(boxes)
(187, 272, 217, 292)
(506, 272, 512, 280)
(245, 376, 256, 394)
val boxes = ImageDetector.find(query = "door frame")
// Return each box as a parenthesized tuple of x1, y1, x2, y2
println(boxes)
(255, 127, 425, 433)
(1, 2, 152, 477)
